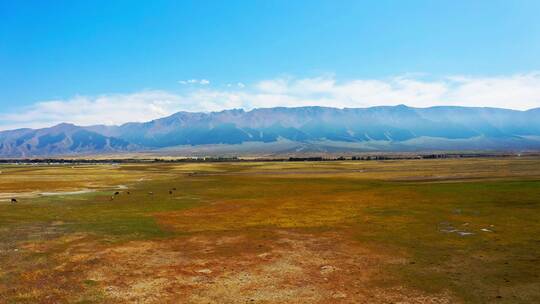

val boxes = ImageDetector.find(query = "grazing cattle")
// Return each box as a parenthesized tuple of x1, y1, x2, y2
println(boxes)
(172, 187, 177, 191)
(114, 191, 120, 195)
(127, 191, 130, 195)
(11, 198, 17, 203)
(169, 190, 173, 194)
(148, 192, 153, 195)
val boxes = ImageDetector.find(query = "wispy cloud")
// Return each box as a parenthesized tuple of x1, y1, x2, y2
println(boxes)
(227, 82, 246, 88)
(178, 79, 210, 85)
(2, 72, 540, 130)
(0, 91, 187, 130)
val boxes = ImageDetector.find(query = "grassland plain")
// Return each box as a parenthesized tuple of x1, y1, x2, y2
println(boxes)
(0, 158, 539, 303)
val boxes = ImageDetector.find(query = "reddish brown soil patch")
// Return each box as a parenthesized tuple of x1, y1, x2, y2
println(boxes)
(17, 229, 453, 303)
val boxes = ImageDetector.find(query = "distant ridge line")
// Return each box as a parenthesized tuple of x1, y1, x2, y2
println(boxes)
(1, 105, 540, 157)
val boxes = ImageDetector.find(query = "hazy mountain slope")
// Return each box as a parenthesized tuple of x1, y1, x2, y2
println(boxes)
(0, 123, 132, 157)
(1, 105, 540, 157)
(414, 106, 540, 137)
(87, 105, 540, 148)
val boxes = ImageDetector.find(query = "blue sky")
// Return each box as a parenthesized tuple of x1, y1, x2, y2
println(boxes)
(1, 0, 540, 129)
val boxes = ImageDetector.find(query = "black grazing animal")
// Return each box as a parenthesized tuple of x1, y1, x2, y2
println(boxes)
(172, 188, 177, 191)
(114, 191, 120, 195)
(11, 198, 17, 203)
(127, 191, 130, 195)
(169, 190, 173, 194)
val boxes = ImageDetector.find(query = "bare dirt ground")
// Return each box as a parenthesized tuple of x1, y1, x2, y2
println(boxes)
(18, 229, 452, 304)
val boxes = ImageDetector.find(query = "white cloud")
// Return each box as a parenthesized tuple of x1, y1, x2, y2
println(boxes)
(227, 82, 245, 88)
(0, 91, 188, 130)
(2, 72, 540, 130)
(179, 79, 210, 85)
(256, 78, 288, 94)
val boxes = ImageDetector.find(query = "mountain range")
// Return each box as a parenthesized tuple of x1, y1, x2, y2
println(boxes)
(2, 105, 540, 157)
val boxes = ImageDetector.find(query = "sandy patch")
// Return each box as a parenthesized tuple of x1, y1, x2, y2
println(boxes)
(39, 189, 95, 196)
